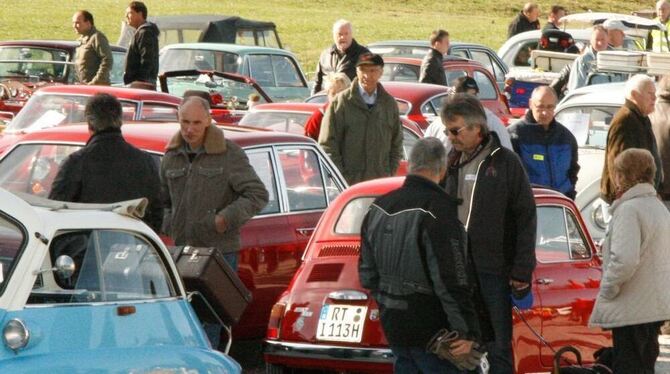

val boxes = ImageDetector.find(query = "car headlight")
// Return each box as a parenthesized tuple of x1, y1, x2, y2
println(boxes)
(591, 199, 611, 230)
(3, 318, 30, 351)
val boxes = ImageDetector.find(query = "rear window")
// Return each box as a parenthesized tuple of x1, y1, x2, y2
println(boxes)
(334, 197, 376, 234)
(0, 212, 26, 296)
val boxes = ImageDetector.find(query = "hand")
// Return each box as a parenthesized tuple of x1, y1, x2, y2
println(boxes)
(214, 214, 227, 233)
(510, 279, 529, 291)
(449, 339, 474, 357)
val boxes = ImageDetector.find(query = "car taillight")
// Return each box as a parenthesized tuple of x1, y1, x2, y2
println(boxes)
(266, 302, 286, 340)
(515, 87, 526, 95)
(210, 93, 224, 106)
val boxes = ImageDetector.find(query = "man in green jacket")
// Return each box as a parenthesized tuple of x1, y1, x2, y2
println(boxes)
(319, 53, 403, 185)
(72, 10, 113, 85)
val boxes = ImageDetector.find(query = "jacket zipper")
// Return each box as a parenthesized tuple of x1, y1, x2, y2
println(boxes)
(465, 146, 501, 231)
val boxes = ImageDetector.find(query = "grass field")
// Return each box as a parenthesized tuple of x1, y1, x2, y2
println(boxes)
(0, 0, 649, 74)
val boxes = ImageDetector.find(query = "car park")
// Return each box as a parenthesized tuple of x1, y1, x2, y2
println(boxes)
(0, 188, 240, 372)
(0, 122, 348, 340)
(264, 176, 610, 373)
(159, 43, 310, 102)
(0, 40, 127, 118)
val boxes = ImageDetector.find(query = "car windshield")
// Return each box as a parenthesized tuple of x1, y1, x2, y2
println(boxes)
(334, 197, 377, 235)
(7, 94, 139, 133)
(0, 46, 71, 82)
(162, 73, 267, 110)
(239, 111, 311, 133)
(555, 105, 618, 149)
(160, 48, 240, 73)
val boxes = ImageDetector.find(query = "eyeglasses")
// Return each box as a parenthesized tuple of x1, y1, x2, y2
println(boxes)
(445, 126, 468, 136)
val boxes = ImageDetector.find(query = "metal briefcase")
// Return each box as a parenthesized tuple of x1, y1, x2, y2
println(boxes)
(170, 246, 252, 326)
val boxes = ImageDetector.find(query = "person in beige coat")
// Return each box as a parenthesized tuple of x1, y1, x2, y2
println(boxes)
(589, 148, 670, 374)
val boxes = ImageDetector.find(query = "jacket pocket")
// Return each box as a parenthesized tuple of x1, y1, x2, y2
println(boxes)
(196, 209, 222, 246)
(197, 166, 224, 177)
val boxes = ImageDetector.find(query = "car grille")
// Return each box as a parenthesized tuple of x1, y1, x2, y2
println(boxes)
(318, 244, 360, 257)
(306, 263, 344, 282)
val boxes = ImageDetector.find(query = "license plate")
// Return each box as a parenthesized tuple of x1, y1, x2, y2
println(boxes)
(316, 304, 367, 343)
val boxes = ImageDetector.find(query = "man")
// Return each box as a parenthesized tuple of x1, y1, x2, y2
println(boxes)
(419, 29, 449, 86)
(508, 2, 541, 39)
(49, 93, 162, 231)
(423, 76, 512, 152)
(543, 5, 566, 31)
(566, 25, 609, 92)
(72, 10, 113, 85)
(443, 94, 536, 374)
(508, 86, 579, 198)
(123, 1, 160, 89)
(604, 19, 627, 49)
(650, 75, 670, 207)
(160, 96, 268, 347)
(319, 53, 403, 185)
(602, 74, 663, 204)
(359, 137, 481, 373)
(312, 19, 369, 94)
(647, 0, 670, 52)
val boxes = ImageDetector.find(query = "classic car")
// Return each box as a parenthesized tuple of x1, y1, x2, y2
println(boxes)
(0, 40, 127, 117)
(0, 122, 348, 344)
(0, 85, 182, 156)
(368, 40, 508, 91)
(148, 15, 282, 49)
(0, 188, 240, 372)
(376, 57, 511, 124)
(264, 177, 611, 373)
(159, 43, 310, 102)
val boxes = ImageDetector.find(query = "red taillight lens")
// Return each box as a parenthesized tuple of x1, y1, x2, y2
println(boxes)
(515, 87, 527, 95)
(266, 303, 286, 340)
(210, 93, 224, 106)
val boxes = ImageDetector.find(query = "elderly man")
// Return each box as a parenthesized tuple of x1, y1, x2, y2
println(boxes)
(543, 5, 566, 31)
(648, 0, 670, 52)
(419, 29, 449, 86)
(123, 1, 159, 89)
(72, 10, 113, 85)
(604, 19, 627, 49)
(508, 2, 541, 39)
(49, 93, 162, 231)
(566, 25, 609, 92)
(442, 93, 536, 374)
(508, 86, 579, 198)
(359, 137, 482, 373)
(651, 75, 670, 206)
(319, 53, 403, 185)
(312, 19, 369, 95)
(602, 74, 663, 204)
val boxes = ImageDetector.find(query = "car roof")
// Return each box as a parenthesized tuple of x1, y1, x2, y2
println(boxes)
(160, 42, 293, 56)
(381, 81, 449, 101)
(250, 102, 321, 113)
(34, 85, 182, 103)
(369, 40, 489, 49)
(498, 29, 594, 56)
(0, 40, 126, 53)
(558, 82, 626, 108)
(383, 55, 473, 65)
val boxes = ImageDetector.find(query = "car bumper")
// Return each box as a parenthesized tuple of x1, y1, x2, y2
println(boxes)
(264, 340, 393, 371)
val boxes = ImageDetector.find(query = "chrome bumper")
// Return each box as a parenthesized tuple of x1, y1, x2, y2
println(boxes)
(264, 340, 394, 364)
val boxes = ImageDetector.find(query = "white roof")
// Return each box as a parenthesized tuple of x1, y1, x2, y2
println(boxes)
(559, 12, 666, 31)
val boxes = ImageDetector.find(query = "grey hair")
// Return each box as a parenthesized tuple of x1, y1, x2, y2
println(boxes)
(657, 0, 670, 10)
(85, 93, 122, 132)
(325, 72, 352, 91)
(440, 93, 489, 136)
(409, 137, 447, 175)
(625, 74, 654, 100)
(332, 19, 353, 34)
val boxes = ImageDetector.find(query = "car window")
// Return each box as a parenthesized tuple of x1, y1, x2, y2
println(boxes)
(471, 50, 505, 83)
(159, 49, 240, 74)
(555, 106, 618, 148)
(513, 41, 538, 67)
(370, 45, 430, 58)
(445, 69, 467, 86)
(0, 47, 70, 81)
(536, 206, 590, 262)
(421, 94, 447, 116)
(236, 30, 256, 46)
(382, 63, 420, 82)
(28, 230, 176, 305)
(239, 111, 310, 133)
(248, 54, 276, 87)
(260, 30, 281, 49)
(473, 70, 497, 100)
(449, 49, 469, 59)
(334, 197, 376, 234)
(140, 103, 179, 122)
(402, 128, 420, 160)
(247, 150, 280, 214)
(272, 55, 304, 88)
(110, 51, 126, 85)
(278, 148, 329, 211)
(0, 212, 26, 295)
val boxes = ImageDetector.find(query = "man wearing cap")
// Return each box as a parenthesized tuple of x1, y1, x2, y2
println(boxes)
(419, 29, 449, 86)
(648, 0, 670, 52)
(604, 19, 627, 49)
(424, 76, 512, 152)
(508, 86, 580, 199)
(319, 53, 403, 185)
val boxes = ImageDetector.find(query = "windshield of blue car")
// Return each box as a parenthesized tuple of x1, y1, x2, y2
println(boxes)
(555, 105, 618, 149)
(0, 47, 71, 81)
(159, 48, 241, 73)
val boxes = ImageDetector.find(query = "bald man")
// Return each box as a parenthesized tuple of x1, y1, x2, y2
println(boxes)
(648, 0, 670, 52)
(508, 86, 580, 198)
(508, 2, 541, 39)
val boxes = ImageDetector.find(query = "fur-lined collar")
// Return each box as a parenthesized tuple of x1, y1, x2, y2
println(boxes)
(166, 124, 227, 154)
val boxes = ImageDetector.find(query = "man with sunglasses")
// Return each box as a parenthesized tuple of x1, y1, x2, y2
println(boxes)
(442, 93, 536, 374)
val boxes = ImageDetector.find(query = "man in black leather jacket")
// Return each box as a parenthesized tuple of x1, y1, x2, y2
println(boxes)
(419, 29, 449, 86)
(359, 137, 481, 373)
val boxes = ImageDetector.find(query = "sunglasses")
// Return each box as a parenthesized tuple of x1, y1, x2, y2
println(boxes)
(445, 126, 468, 136)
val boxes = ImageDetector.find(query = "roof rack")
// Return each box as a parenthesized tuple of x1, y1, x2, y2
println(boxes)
(596, 50, 670, 75)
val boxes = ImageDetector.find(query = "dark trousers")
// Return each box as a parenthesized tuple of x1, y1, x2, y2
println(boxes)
(478, 272, 513, 374)
(391, 346, 464, 374)
(612, 321, 662, 374)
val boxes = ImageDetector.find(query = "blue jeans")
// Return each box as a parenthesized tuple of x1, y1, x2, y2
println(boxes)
(391, 346, 465, 374)
(478, 272, 513, 374)
(203, 252, 238, 350)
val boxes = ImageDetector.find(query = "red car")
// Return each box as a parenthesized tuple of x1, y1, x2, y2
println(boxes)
(381, 56, 512, 124)
(0, 122, 348, 341)
(264, 177, 611, 373)
(0, 85, 182, 156)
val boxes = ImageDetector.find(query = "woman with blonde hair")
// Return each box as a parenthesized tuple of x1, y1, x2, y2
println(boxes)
(589, 148, 670, 373)
(303, 72, 351, 140)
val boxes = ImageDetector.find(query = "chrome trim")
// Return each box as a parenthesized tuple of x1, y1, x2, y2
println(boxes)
(3, 318, 29, 351)
(24, 296, 184, 308)
(265, 340, 394, 364)
(327, 290, 368, 301)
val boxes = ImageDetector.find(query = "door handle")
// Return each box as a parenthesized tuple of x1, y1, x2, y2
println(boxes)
(535, 278, 554, 285)
(296, 227, 315, 236)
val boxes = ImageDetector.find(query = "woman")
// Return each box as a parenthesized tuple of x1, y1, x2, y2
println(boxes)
(303, 72, 351, 140)
(589, 148, 670, 373)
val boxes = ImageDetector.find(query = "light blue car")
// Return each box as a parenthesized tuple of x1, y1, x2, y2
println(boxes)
(0, 189, 240, 373)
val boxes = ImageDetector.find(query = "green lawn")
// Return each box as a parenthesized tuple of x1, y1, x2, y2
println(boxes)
(0, 0, 648, 74)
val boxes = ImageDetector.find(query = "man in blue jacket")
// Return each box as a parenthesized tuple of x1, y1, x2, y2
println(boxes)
(508, 86, 580, 198)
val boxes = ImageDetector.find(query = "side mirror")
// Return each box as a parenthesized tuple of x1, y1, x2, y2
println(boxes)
(54, 255, 75, 279)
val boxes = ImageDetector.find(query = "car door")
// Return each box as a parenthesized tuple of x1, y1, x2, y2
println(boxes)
(470, 48, 507, 92)
(245, 54, 309, 102)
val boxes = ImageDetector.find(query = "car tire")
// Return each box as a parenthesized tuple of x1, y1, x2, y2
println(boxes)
(265, 363, 288, 374)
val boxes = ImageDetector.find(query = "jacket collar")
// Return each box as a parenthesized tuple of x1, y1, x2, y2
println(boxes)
(346, 78, 390, 110)
(610, 183, 657, 212)
(330, 39, 361, 56)
(78, 26, 97, 42)
(523, 109, 556, 130)
(624, 99, 647, 120)
(404, 174, 445, 194)
(86, 128, 122, 145)
(166, 124, 227, 154)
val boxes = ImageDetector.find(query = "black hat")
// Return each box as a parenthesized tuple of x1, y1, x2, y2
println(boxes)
(356, 52, 384, 67)
(455, 76, 479, 93)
